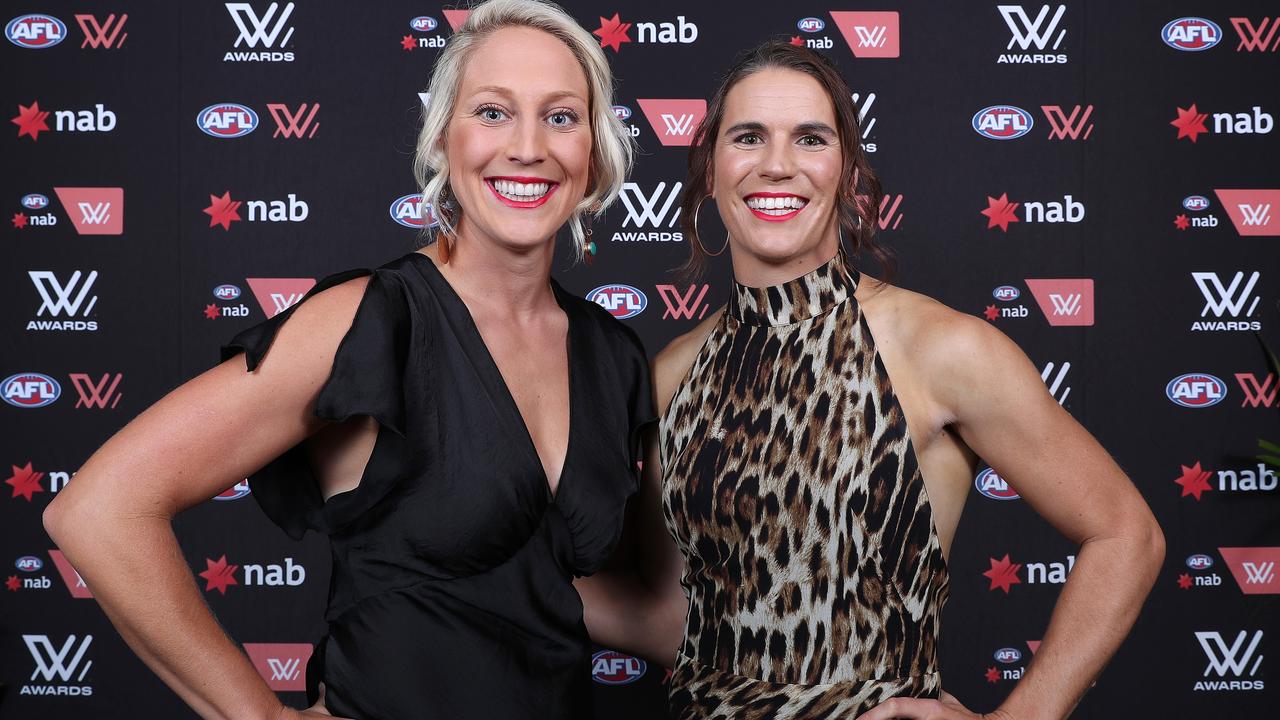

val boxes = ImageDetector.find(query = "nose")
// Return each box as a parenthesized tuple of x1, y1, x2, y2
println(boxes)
(506, 114, 547, 166)
(757, 134, 796, 182)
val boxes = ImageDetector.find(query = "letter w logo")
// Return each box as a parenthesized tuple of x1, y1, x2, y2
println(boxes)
(24, 634, 93, 682)
(660, 113, 696, 137)
(851, 92, 877, 137)
(1048, 293, 1082, 316)
(226, 2, 295, 48)
(1041, 105, 1094, 140)
(70, 373, 124, 409)
(1238, 203, 1272, 226)
(1244, 562, 1277, 585)
(1235, 373, 1278, 408)
(29, 271, 99, 317)
(267, 657, 302, 681)
(1231, 17, 1280, 52)
(1193, 271, 1261, 318)
(620, 182, 682, 228)
(78, 202, 111, 225)
(75, 13, 128, 48)
(267, 103, 319, 139)
(854, 25, 888, 48)
(1195, 630, 1264, 677)
(878, 194, 904, 230)
(657, 285, 710, 320)
(998, 4, 1067, 50)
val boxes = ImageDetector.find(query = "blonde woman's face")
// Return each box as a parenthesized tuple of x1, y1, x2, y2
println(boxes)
(446, 26, 593, 252)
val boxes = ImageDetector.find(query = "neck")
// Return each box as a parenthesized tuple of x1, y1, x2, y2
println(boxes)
(424, 218, 558, 320)
(728, 226, 842, 288)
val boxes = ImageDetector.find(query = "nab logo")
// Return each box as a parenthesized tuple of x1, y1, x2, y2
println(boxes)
(198, 555, 307, 595)
(389, 193, 438, 229)
(213, 480, 251, 501)
(22, 634, 93, 696)
(225, 2, 295, 62)
(997, 4, 1068, 63)
(975, 467, 1020, 500)
(1025, 278, 1094, 326)
(246, 278, 316, 318)
(6, 14, 66, 48)
(1232, 17, 1280, 53)
(1191, 271, 1261, 332)
(588, 285, 647, 320)
(203, 192, 309, 229)
(657, 285, 712, 321)
(591, 13, 697, 52)
(1166, 373, 1227, 408)
(591, 650, 646, 685)
(53, 187, 124, 235)
(828, 11, 900, 58)
(973, 106, 1034, 140)
(11, 102, 117, 140)
(1163, 18, 1221, 51)
(1041, 105, 1093, 140)
(980, 193, 1084, 232)
(2, 373, 61, 408)
(1215, 189, 1280, 237)
(244, 643, 312, 691)
(1172, 104, 1274, 142)
(636, 99, 706, 147)
(266, 103, 319, 139)
(1193, 630, 1264, 692)
(198, 103, 258, 138)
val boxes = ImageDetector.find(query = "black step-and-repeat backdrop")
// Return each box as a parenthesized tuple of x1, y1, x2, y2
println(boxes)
(3, 2, 1278, 718)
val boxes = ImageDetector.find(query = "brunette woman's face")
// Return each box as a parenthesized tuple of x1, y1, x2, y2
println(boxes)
(710, 67, 843, 266)
(446, 27, 592, 252)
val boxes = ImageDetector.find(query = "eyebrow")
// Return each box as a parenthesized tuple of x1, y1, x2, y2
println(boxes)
(468, 85, 587, 104)
(723, 120, 838, 137)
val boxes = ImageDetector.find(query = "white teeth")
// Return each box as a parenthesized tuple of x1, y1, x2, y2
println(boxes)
(492, 180, 551, 201)
(745, 196, 807, 214)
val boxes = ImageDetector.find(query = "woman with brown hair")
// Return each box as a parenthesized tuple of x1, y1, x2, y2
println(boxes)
(579, 40, 1163, 719)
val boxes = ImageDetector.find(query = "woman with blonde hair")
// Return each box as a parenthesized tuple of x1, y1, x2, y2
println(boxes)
(43, 1, 650, 718)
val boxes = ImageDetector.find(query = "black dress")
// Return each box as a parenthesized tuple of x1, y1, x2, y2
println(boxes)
(221, 251, 654, 719)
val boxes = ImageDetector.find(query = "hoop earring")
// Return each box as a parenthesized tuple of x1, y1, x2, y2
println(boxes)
(692, 196, 730, 257)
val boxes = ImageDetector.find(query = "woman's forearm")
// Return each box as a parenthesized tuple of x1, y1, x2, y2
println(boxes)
(576, 570, 686, 668)
(45, 491, 285, 720)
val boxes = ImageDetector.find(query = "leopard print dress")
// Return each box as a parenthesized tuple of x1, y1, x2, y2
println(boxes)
(660, 250, 949, 718)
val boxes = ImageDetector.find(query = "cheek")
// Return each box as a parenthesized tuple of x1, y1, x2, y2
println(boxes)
(556, 133, 593, 187)
(445, 125, 493, 183)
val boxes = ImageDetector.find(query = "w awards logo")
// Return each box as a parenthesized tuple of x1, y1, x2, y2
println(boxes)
(636, 99, 706, 147)
(244, 643, 312, 691)
(224, 2, 295, 62)
(996, 4, 1068, 63)
(27, 270, 99, 332)
(1194, 630, 1264, 692)
(22, 634, 93, 696)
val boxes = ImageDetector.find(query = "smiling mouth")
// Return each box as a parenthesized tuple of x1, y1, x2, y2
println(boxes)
(744, 193, 808, 221)
(486, 177, 558, 208)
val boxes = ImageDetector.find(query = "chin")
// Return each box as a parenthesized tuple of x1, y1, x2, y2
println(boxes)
(737, 230, 818, 263)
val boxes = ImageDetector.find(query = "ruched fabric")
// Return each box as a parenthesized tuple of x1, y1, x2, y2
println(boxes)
(221, 252, 655, 719)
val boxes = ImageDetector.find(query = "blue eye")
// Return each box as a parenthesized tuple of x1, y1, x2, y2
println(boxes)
(477, 105, 507, 122)
(548, 110, 578, 127)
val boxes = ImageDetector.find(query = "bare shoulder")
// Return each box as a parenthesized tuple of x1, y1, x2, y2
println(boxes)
(651, 306, 724, 417)
(251, 275, 372, 372)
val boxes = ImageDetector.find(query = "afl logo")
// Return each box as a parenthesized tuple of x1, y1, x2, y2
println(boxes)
(1185, 554, 1214, 571)
(1162, 18, 1221, 52)
(588, 285, 647, 319)
(214, 284, 241, 300)
(1182, 195, 1209, 212)
(6, 14, 66, 48)
(972, 106, 1033, 140)
(994, 647, 1022, 664)
(798, 18, 825, 33)
(975, 467, 1020, 500)
(591, 650, 646, 685)
(21, 193, 49, 210)
(612, 105, 632, 121)
(993, 285, 1020, 302)
(213, 480, 251, 501)
(2, 372, 61, 408)
(198, 103, 259, 138)
(1166, 373, 1226, 408)
(16, 556, 44, 572)
(389, 193, 438, 229)
(410, 16, 438, 32)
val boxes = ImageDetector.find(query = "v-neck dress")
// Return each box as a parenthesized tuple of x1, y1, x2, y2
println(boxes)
(221, 251, 655, 719)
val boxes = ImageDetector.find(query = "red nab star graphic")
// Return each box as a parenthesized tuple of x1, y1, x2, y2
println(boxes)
(13, 212, 28, 229)
(1175, 461, 1213, 500)
(203, 304, 220, 319)
(981, 193, 1020, 232)
(1171, 104, 1209, 142)
(790, 36, 805, 46)
(1174, 214, 1190, 230)
(983, 304, 1000, 322)
(5, 462, 45, 501)
(400, 34, 415, 51)
(593, 13, 631, 52)
(199, 555, 239, 595)
(983, 554, 1022, 593)
(1177, 573, 1193, 589)
(6, 575, 19, 592)
(12, 102, 51, 140)
(204, 191, 242, 231)
(985, 666, 1001, 683)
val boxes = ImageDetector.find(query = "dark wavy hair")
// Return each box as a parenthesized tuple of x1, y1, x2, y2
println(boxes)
(679, 40, 895, 280)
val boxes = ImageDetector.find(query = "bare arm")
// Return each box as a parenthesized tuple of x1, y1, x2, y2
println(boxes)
(42, 278, 370, 720)
(860, 314, 1164, 720)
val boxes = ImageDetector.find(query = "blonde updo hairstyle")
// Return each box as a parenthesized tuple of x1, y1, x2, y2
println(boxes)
(412, 0, 633, 261)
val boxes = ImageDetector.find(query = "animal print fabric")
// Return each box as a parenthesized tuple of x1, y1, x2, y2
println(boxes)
(659, 250, 949, 718)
